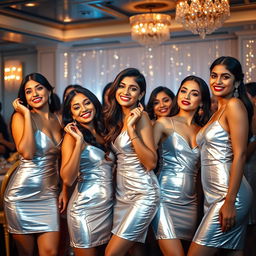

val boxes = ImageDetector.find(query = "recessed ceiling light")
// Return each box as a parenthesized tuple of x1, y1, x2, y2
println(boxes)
(24, 3, 38, 7)
(64, 17, 72, 22)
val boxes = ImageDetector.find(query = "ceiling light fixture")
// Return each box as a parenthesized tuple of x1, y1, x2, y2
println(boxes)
(129, 1, 172, 47)
(129, 13, 171, 47)
(175, 0, 230, 39)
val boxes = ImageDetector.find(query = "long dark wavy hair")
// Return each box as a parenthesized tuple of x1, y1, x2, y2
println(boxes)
(17, 73, 59, 113)
(170, 75, 211, 126)
(146, 86, 175, 120)
(103, 68, 146, 144)
(210, 56, 253, 128)
(63, 86, 107, 152)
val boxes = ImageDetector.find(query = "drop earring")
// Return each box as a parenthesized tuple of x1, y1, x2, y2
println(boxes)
(234, 85, 239, 98)
(48, 94, 52, 104)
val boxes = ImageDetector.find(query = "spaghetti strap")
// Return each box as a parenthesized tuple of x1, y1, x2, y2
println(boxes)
(217, 105, 226, 121)
(54, 113, 63, 127)
(170, 117, 175, 131)
(31, 115, 39, 131)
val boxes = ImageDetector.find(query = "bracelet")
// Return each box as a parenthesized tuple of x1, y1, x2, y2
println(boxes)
(250, 134, 256, 143)
(131, 136, 139, 141)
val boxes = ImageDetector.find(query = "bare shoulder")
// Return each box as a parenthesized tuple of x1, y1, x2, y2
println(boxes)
(62, 132, 76, 146)
(156, 116, 171, 125)
(226, 98, 246, 114)
(138, 111, 151, 125)
(12, 112, 24, 123)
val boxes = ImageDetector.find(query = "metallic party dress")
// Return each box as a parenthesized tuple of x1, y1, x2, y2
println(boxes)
(4, 129, 61, 234)
(67, 145, 114, 248)
(111, 130, 160, 243)
(193, 120, 252, 249)
(152, 128, 200, 241)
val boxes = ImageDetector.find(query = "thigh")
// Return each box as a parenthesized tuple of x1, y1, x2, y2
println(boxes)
(187, 241, 219, 256)
(12, 234, 35, 256)
(73, 247, 97, 256)
(105, 235, 135, 256)
(37, 231, 59, 256)
(158, 239, 185, 256)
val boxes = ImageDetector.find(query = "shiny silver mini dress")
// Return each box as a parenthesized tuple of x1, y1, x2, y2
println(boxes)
(244, 136, 256, 225)
(111, 130, 160, 243)
(67, 145, 114, 248)
(4, 130, 61, 234)
(152, 130, 200, 241)
(193, 120, 252, 249)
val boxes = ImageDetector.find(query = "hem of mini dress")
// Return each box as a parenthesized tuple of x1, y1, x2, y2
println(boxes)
(193, 240, 243, 250)
(156, 236, 192, 241)
(71, 239, 110, 249)
(112, 232, 145, 243)
(8, 229, 59, 234)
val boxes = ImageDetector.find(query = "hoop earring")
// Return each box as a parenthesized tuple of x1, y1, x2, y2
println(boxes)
(234, 85, 239, 98)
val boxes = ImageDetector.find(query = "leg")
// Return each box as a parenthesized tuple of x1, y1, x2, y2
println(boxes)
(158, 239, 185, 256)
(128, 242, 145, 256)
(37, 231, 59, 256)
(187, 242, 219, 256)
(73, 247, 98, 256)
(226, 250, 243, 256)
(105, 235, 135, 256)
(12, 234, 35, 256)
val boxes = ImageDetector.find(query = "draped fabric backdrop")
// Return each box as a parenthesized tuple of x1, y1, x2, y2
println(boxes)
(57, 36, 255, 103)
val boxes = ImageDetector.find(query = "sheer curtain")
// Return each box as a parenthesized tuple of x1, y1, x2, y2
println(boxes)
(57, 38, 237, 102)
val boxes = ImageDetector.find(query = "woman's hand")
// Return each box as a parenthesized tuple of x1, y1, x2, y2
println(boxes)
(58, 187, 69, 213)
(12, 98, 30, 116)
(127, 103, 144, 130)
(219, 199, 236, 232)
(64, 122, 83, 143)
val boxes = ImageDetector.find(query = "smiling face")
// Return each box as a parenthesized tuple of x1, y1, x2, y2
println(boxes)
(24, 79, 49, 109)
(115, 76, 144, 109)
(153, 91, 173, 118)
(177, 80, 202, 111)
(209, 64, 236, 98)
(71, 93, 96, 125)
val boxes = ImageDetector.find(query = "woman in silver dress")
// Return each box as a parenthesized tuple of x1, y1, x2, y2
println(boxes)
(152, 76, 211, 256)
(4, 73, 64, 256)
(188, 56, 253, 256)
(103, 68, 160, 256)
(60, 86, 114, 256)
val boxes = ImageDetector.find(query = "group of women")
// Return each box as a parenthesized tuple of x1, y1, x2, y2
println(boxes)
(3, 56, 255, 256)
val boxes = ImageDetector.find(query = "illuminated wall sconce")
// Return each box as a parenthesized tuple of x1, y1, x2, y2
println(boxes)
(4, 60, 23, 88)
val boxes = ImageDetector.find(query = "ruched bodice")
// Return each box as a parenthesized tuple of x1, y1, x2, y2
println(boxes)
(67, 145, 114, 248)
(111, 130, 160, 243)
(193, 121, 252, 249)
(153, 132, 199, 240)
(4, 130, 61, 234)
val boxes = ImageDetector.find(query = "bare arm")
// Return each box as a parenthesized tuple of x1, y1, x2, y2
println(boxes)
(60, 123, 84, 186)
(11, 99, 36, 159)
(219, 98, 249, 232)
(127, 105, 157, 171)
(153, 117, 167, 149)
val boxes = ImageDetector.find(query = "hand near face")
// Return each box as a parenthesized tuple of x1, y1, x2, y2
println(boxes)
(64, 122, 84, 143)
(127, 103, 144, 129)
(12, 98, 30, 115)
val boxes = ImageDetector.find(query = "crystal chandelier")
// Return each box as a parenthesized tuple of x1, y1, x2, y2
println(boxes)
(175, 0, 230, 39)
(129, 13, 171, 47)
